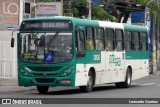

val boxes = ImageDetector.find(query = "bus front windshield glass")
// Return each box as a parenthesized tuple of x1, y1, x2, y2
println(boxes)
(20, 33, 73, 63)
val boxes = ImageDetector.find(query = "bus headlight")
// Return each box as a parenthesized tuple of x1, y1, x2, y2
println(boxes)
(61, 66, 74, 76)
(19, 66, 31, 76)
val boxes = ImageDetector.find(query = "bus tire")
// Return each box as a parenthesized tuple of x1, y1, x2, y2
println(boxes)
(37, 86, 49, 94)
(115, 68, 132, 88)
(79, 72, 93, 92)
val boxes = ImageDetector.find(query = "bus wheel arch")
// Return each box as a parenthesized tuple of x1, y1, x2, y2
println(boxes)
(125, 66, 132, 88)
(89, 67, 96, 85)
(79, 67, 96, 92)
(127, 66, 132, 77)
(115, 66, 132, 88)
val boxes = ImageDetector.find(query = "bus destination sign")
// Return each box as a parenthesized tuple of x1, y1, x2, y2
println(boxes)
(20, 20, 72, 31)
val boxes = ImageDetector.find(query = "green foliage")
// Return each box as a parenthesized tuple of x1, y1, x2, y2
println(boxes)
(63, 0, 117, 21)
(132, 0, 160, 16)
(91, 4, 117, 22)
(73, 0, 87, 4)
(45, 0, 61, 2)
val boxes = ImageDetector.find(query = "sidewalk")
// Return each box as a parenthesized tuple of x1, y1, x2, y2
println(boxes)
(0, 79, 35, 92)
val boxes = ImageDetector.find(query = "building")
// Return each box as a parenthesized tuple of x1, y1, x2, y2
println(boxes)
(0, 0, 63, 82)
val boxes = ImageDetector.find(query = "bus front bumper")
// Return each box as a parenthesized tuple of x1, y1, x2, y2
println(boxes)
(18, 73, 75, 87)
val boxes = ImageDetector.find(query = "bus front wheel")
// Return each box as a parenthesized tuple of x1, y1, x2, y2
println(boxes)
(79, 72, 93, 92)
(37, 86, 49, 94)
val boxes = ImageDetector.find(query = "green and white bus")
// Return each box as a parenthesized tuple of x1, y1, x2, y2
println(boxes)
(11, 17, 149, 93)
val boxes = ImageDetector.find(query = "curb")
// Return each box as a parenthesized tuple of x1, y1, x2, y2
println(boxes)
(0, 79, 17, 86)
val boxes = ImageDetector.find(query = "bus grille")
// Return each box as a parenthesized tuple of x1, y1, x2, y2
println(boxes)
(32, 73, 57, 77)
(27, 66, 62, 72)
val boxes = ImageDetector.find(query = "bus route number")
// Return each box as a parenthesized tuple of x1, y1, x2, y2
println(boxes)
(94, 55, 100, 61)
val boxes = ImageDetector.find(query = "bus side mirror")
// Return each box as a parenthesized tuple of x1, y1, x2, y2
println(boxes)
(11, 38, 14, 47)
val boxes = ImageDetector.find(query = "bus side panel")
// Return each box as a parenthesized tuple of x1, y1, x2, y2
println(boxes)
(125, 60, 142, 80)
(75, 51, 107, 86)
(101, 51, 112, 83)
(74, 64, 92, 86)
(126, 52, 149, 80)
(107, 51, 126, 83)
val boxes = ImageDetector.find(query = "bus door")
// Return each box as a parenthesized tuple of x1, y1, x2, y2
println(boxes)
(110, 29, 125, 82)
(105, 28, 114, 83)
(75, 26, 87, 86)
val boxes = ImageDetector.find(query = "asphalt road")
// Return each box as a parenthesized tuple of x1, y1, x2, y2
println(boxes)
(0, 74, 160, 107)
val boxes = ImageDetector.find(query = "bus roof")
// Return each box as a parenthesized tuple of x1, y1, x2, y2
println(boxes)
(22, 16, 99, 27)
(98, 21, 124, 29)
(123, 23, 147, 32)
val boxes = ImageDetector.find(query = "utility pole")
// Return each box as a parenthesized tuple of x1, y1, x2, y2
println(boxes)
(151, 15, 157, 74)
(19, 0, 24, 25)
(151, 0, 160, 74)
(87, 0, 91, 19)
(156, 0, 160, 70)
(66, 0, 72, 17)
(144, 0, 158, 74)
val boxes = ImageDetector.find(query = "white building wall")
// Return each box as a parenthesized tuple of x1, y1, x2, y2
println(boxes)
(0, 31, 17, 79)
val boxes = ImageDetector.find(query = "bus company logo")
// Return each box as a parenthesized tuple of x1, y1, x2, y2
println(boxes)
(94, 55, 100, 61)
(2, 99, 11, 104)
(109, 54, 121, 66)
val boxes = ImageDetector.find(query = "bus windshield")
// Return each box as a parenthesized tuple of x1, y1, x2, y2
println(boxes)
(20, 32, 73, 63)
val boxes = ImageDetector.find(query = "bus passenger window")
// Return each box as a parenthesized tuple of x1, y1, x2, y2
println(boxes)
(124, 31, 132, 51)
(86, 27, 94, 50)
(141, 32, 148, 51)
(115, 29, 123, 51)
(105, 28, 114, 51)
(133, 32, 140, 51)
(94, 28, 104, 51)
(76, 30, 85, 52)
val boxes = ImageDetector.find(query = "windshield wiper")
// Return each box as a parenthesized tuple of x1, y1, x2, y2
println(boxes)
(47, 31, 60, 51)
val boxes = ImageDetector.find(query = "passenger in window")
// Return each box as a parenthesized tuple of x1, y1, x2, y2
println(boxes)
(117, 42, 121, 51)
(105, 43, 110, 51)
(86, 40, 94, 50)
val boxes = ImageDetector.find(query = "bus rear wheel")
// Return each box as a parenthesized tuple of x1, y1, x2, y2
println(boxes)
(79, 72, 93, 93)
(37, 86, 49, 94)
(115, 68, 132, 88)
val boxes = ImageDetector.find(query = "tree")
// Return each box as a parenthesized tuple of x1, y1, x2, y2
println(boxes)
(63, 0, 117, 21)
(132, 0, 160, 17)
(105, 0, 146, 23)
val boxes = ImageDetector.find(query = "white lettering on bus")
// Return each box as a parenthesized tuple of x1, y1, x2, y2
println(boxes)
(94, 55, 100, 61)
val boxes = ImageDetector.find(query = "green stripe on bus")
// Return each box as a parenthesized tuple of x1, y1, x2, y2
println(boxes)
(123, 24, 147, 32)
(76, 51, 101, 64)
(125, 52, 149, 59)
